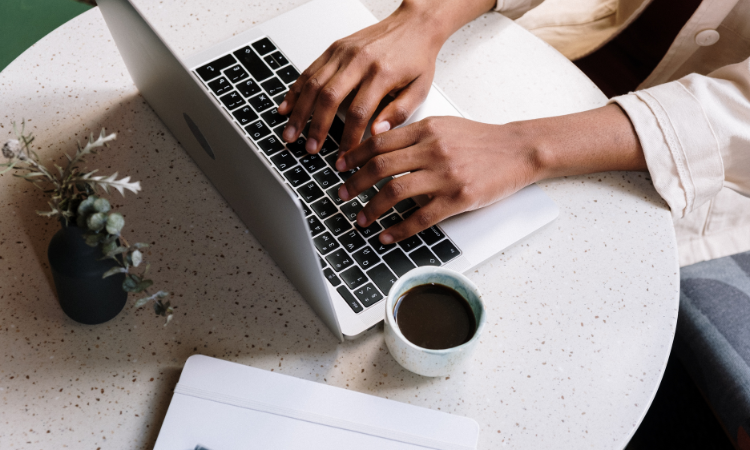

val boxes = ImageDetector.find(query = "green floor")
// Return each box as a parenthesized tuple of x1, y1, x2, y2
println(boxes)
(0, 0, 93, 71)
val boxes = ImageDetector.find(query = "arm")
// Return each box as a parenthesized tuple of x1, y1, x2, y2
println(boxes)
(336, 104, 646, 244)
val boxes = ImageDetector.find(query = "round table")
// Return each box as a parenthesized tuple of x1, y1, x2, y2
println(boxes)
(0, 1, 679, 448)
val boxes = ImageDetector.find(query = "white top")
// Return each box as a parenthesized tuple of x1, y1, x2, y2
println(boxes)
(0, 1, 678, 449)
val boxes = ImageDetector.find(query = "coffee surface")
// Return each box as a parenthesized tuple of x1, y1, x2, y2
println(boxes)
(393, 283, 476, 350)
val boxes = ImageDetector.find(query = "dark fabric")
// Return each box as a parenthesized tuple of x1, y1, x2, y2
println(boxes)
(675, 251, 750, 449)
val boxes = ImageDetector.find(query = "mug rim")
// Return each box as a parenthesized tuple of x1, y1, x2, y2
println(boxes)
(385, 266, 486, 355)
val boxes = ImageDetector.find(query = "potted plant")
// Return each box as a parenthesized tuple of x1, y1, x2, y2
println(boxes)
(1, 122, 173, 325)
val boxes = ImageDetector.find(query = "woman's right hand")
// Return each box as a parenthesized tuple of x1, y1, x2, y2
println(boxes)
(278, 0, 496, 155)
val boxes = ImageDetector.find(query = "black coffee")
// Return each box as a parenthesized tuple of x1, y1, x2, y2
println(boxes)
(393, 283, 477, 350)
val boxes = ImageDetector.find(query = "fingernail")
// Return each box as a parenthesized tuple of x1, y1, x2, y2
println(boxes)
(306, 138, 318, 153)
(372, 121, 391, 135)
(336, 158, 347, 172)
(279, 100, 288, 111)
(338, 185, 349, 201)
(283, 125, 296, 142)
(381, 234, 393, 245)
(356, 212, 366, 226)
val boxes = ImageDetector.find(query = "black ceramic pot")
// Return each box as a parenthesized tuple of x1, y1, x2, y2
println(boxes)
(47, 224, 127, 324)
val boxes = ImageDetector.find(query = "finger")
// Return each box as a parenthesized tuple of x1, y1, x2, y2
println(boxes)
(380, 197, 453, 244)
(282, 62, 339, 143)
(304, 69, 362, 154)
(338, 144, 425, 202)
(337, 78, 392, 154)
(370, 77, 431, 135)
(335, 121, 420, 172)
(355, 171, 435, 228)
(278, 48, 332, 115)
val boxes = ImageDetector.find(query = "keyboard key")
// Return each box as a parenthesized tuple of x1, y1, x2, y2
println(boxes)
(355, 221, 382, 239)
(319, 137, 339, 156)
(432, 239, 460, 263)
(325, 249, 353, 272)
(367, 264, 397, 297)
(352, 246, 380, 269)
(287, 137, 307, 157)
(338, 169, 357, 182)
(340, 266, 367, 290)
(249, 92, 274, 112)
(245, 120, 271, 141)
(354, 283, 383, 307)
(270, 150, 296, 171)
(261, 108, 288, 128)
(336, 286, 362, 313)
(264, 54, 281, 70)
(324, 152, 340, 170)
(223, 64, 249, 83)
(326, 184, 345, 205)
(314, 168, 340, 189)
(219, 91, 245, 110)
(338, 229, 366, 253)
(319, 256, 327, 268)
(232, 106, 258, 127)
(375, 176, 393, 190)
(300, 154, 327, 173)
(379, 208, 395, 219)
(401, 207, 418, 219)
(418, 226, 445, 246)
(324, 268, 341, 287)
(340, 199, 364, 222)
(410, 246, 440, 267)
(237, 79, 262, 98)
(383, 248, 416, 277)
(283, 166, 310, 187)
(252, 37, 276, 56)
(329, 115, 345, 144)
(234, 46, 273, 81)
(274, 124, 287, 139)
(257, 135, 284, 156)
(270, 51, 289, 67)
(324, 214, 350, 236)
(261, 77, 286, 96)
(313, 232, 339, 255)
(277, 66, 300, 84)
(301, 202, 312, 217)
(369, 234, 395, 254)
(357, 187, 377, 203)
(394, 198, 417, 213)
(380, 213, 402, 229)
(311, 197, 338, 220)
(306, 216, 325, 237)
(208, 76, 232, 95)
(273, 92, 287, 106)
(196, 54, 236, 81)
(297, 181, 324, 203)
(398, 234, 423, 252)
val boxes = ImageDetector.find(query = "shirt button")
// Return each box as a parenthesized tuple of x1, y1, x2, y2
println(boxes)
(695, 29, 720, 46)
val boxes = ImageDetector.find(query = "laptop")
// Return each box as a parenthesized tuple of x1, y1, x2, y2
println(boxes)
(97, 0, 559, 341)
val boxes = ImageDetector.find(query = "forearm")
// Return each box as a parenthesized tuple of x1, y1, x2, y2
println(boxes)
(523, 104, 647, 180)
(397, 0, 497, 44)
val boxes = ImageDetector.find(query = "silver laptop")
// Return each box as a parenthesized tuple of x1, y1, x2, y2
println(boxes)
(98, 0, 559, 341)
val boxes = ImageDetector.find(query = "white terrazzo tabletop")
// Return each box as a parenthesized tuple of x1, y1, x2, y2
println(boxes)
(0, 1, 679, 449)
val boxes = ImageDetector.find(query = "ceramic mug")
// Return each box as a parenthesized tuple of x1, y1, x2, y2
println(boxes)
(384, 266, 486, 377)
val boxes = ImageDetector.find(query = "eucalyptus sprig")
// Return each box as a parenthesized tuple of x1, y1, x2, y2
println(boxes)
(2, 121, 174, 325)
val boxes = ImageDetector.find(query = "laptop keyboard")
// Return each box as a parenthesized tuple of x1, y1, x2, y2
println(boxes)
(193, 36, 462, 314)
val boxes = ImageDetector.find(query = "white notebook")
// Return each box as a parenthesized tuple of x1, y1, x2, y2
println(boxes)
(154, 355, 480, 450)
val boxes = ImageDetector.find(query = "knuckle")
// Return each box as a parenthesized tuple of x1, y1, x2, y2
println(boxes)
(414, 210, 433, 229)
(319, 86, 340, 107)
(304, 76, 323, 93)
(392, 105, 411, 125)
(371, 61, 391, 77)
(455, 184, 474, 204)
(383, 179, 405, 200)
(421, 117, 439, 136)
(433, 139, 452, 159)
(369, 134, 386, 153)
(348, 104, 369, 123)
(369, 155, 389, 178)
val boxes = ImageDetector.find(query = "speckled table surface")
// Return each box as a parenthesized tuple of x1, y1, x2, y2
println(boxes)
(0, 1, 679, 449)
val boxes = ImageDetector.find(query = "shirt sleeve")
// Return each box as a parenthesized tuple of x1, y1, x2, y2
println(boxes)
(611, 57, 750, 218)
(493, 0, 545, 20)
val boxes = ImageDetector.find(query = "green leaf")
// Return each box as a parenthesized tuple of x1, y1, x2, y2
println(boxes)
(77, 196, 96, 218)
(87, 212, 106, 232)
(132, 243, 149, 249)
(92, 197, 111, 213)
(105, 212, 124, 235)
(103, 245, 128, 259)
(85, 233, 101, 247)
(102, 240, 117, 256)
(131, 249, 143, 267)
(122, 274, 139, 292)
(134, 296, 151, 308)
(132, 279, 154, 293)
(102, 266, 127, 279)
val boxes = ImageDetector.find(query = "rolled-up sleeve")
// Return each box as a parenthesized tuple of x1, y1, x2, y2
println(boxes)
(494, 0, 545, 19)
(611, 57, 750, 218)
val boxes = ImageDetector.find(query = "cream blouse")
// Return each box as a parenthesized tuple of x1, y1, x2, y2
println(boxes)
(495, 0, 750, 267)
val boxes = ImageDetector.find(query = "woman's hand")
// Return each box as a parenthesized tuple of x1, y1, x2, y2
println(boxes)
(278, 0, 497, 155)
(335, 105, 647, 244)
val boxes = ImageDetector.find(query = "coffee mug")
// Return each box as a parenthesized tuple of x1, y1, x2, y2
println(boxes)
(384, 266, 486, 377)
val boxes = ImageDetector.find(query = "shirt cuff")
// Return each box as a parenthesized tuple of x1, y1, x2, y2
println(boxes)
(494, 0, 538, 19)
(611, 82, 724, 218)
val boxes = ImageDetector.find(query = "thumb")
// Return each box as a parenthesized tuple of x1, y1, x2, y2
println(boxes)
(371, 78, 430, 135)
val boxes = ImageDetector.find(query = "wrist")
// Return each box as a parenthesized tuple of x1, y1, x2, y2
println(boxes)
(396, 0, 493, 44)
